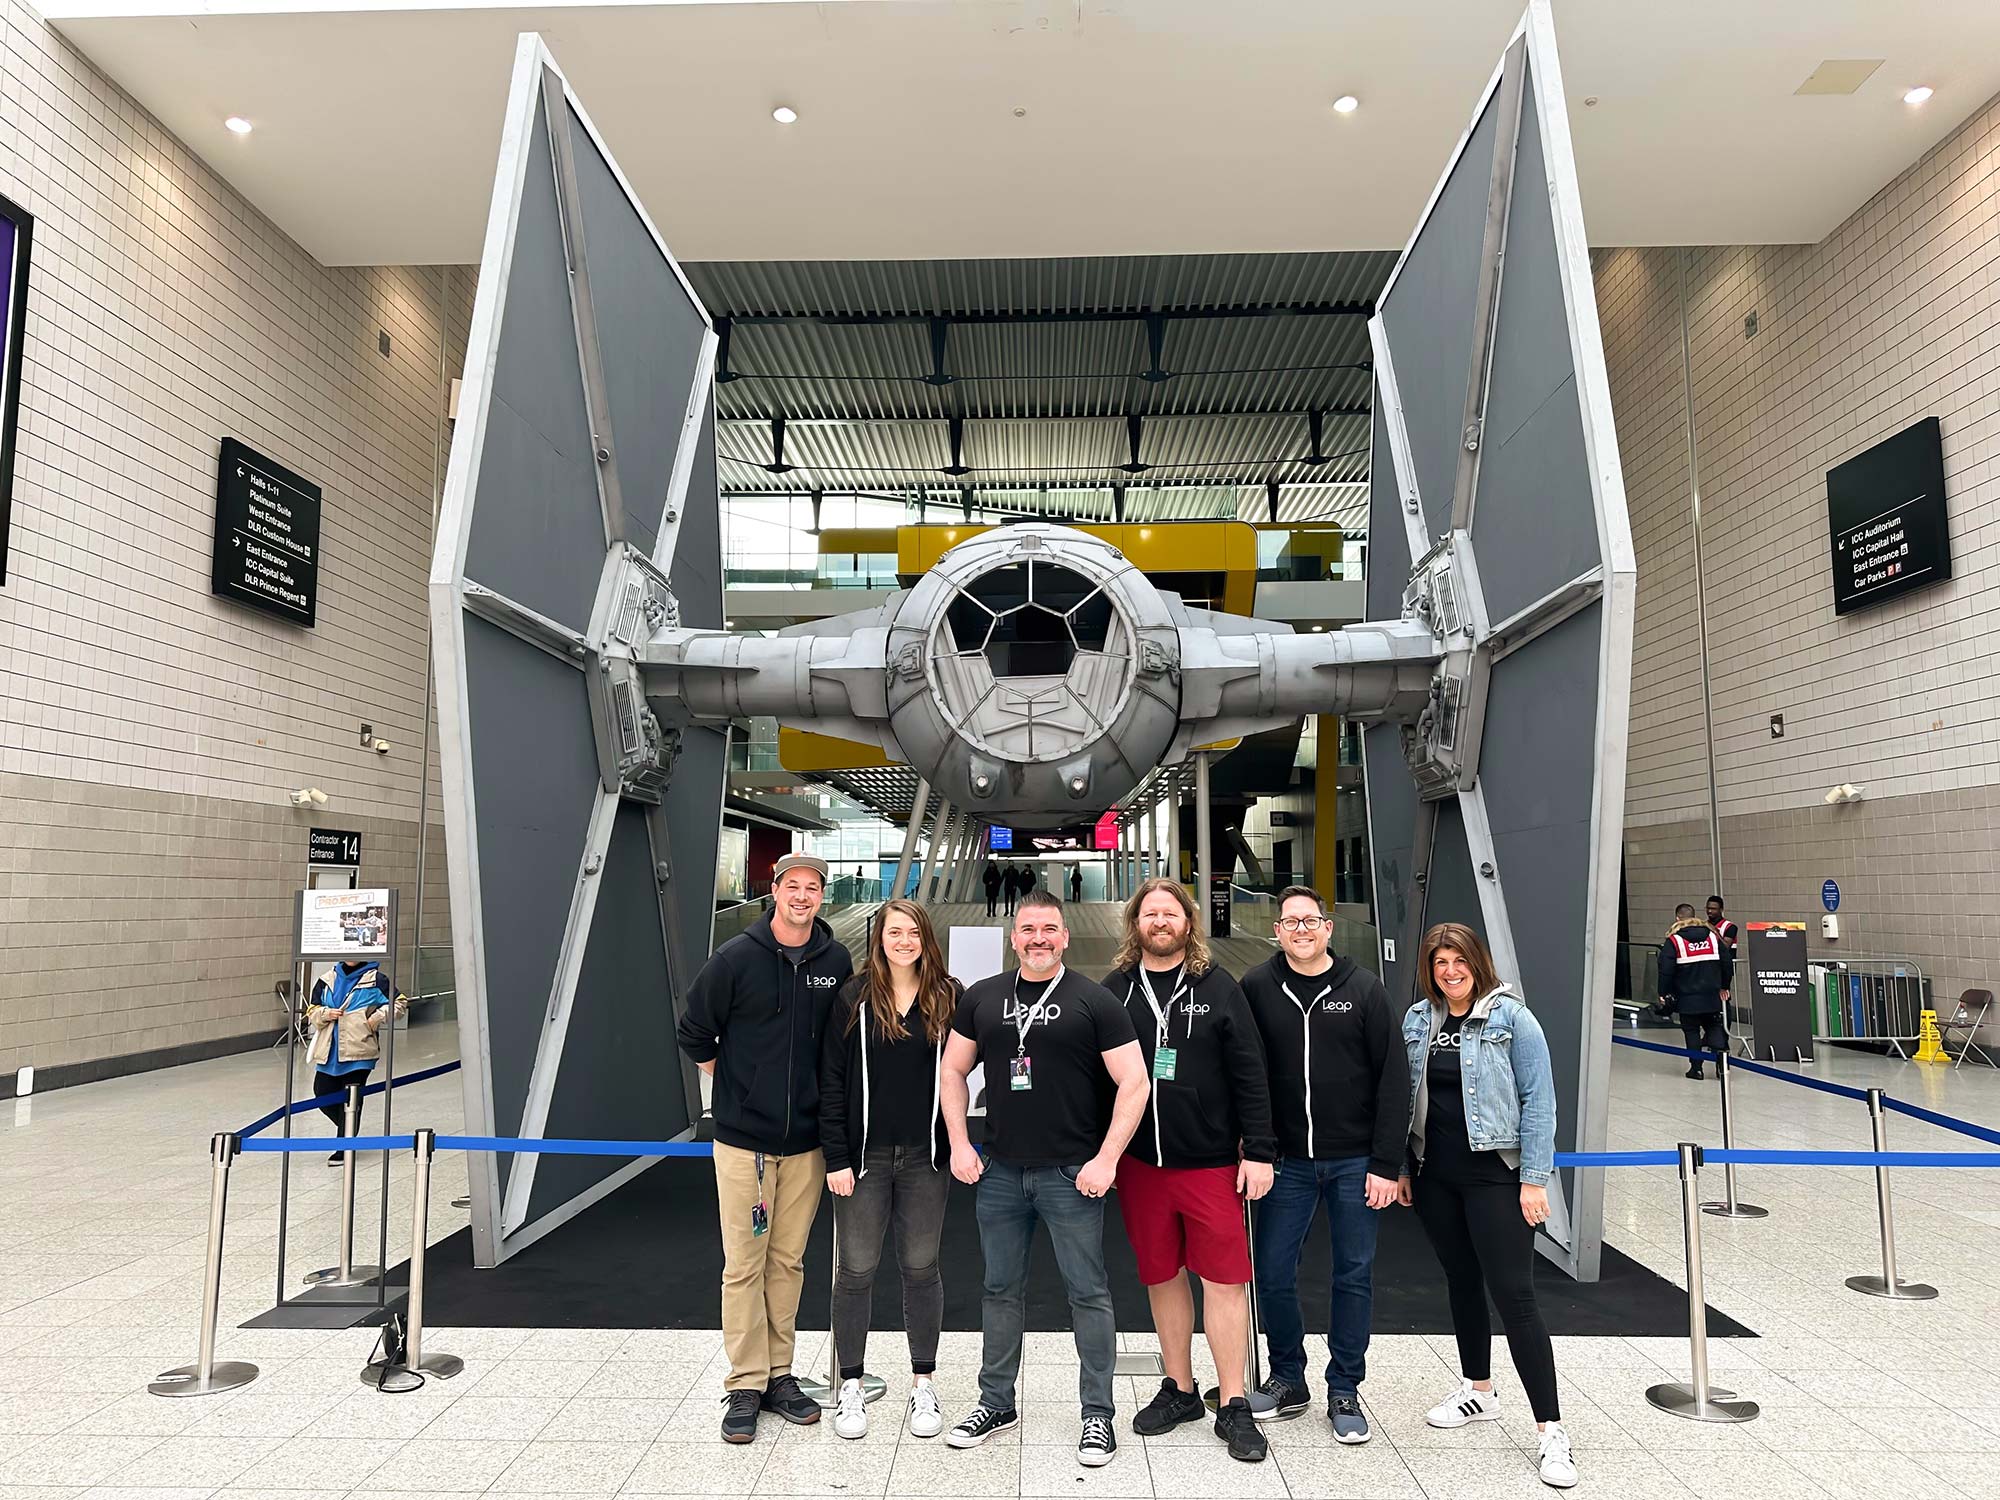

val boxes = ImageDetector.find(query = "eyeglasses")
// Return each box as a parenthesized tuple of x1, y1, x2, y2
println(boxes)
(1276, 916, 1327, 933)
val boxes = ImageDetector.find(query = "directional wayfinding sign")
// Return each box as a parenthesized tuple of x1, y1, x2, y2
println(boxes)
(212, 437, 321, 626)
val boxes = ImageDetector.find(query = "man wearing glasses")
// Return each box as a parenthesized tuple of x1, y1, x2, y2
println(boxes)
(1238, 885, 1409, 1444)
(941, 891, 1150, 1469)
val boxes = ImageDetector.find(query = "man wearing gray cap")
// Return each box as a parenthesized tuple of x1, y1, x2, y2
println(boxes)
(679, 850, 854, 1443)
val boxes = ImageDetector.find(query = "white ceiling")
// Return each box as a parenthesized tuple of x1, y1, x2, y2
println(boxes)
(41, 0, 2000, 267)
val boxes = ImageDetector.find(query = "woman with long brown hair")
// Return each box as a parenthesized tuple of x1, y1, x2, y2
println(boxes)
(818, 898, 961, 1441)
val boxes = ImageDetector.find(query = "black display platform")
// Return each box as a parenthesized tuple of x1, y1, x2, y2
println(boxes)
(410, 1160, 1752, 1339)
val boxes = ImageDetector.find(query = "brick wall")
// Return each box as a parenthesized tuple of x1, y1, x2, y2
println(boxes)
(1594, 89, 2000, 1012)
(0, 0, 467, 1083)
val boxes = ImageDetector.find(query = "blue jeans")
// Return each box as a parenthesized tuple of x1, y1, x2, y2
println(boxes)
(975, 1160, 1116, 1417)
(1254, 1154, 1379, 1397)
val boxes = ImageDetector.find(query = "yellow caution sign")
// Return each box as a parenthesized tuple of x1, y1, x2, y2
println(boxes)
(1914, 1008, 1949, 1064)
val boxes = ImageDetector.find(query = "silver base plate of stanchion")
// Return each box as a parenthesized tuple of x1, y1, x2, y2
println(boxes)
(800, 1373, 888, 1408)
(1700, 1200, 1769, 1219)
(1845, 1274, 1938, 1300)
(1112, 1351, 1165, 1377)
(362, 1354, 465, 1390)
(1645, 1382, 1757, 1422)
(450, 1196, 471, 1210)
(304, 1264, 383, 1288)
(149, 1361, 259, 1398)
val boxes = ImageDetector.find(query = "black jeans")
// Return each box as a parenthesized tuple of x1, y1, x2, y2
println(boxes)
(1411, 1171, 1561, 1423)
(314, 1068, 370, 1139)
(831, 1144, 950, 1379)
(1680, 1013, 1726, 1060)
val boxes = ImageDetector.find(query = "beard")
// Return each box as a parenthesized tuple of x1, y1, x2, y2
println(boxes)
(1142, 928, 1186, 958)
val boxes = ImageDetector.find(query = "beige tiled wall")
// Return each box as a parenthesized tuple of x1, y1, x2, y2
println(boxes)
(0, 0, 467, 1078)
(1595, 89, 2000, 1009)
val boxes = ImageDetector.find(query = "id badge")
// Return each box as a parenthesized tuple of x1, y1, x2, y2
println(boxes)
(1010, 1055, 1033, 1091)
(750, 1200, 769, 1237)
(1152, 1046, 1178, 1082)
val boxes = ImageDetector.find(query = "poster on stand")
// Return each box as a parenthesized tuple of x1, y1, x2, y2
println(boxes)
(299, 888, 392, 957)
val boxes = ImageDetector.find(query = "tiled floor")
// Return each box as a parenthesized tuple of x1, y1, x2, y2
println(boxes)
(3, 1013, 1999, 1498)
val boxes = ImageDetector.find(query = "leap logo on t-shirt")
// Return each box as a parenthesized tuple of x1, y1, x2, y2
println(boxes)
(1431, 1028, 1463, 1052)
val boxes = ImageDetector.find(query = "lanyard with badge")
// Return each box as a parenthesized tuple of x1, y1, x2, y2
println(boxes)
(1009, 967, 1064, 1092)
(1139, 968, 1192, 1082)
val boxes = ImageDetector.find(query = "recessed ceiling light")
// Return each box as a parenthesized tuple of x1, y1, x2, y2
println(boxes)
(1332, 95, 1360, 115)
(772, 105, 798, 124)
(1903, 85, 1933, 105)
(224, 116, 253, 135)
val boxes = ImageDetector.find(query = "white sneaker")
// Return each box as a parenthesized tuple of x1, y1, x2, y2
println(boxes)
(1538, 1422, 1577, 1489)
(907, 1377, 943, 1438)
(833, 1377, 868, 1440)
(1425, 1379, 1501, 1428)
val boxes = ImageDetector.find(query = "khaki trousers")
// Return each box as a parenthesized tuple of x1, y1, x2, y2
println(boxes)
(714, 1141, 824, 1391)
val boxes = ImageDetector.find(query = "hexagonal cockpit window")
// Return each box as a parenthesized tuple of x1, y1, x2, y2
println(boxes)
(942, 561, 1111, 680)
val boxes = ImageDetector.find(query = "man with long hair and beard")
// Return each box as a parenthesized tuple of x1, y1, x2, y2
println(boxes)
(1104, 877, 1277, 1463)
(818, 899, 961, 1441)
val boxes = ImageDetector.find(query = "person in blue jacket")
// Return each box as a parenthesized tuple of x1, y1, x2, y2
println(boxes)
(1396, 921, 1575, 1490)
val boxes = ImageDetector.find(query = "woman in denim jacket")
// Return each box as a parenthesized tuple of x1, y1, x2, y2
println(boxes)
(1395, 922, 1574, 1490)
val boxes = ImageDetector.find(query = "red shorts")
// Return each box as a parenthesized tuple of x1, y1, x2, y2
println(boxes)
(1115, 1157, 1251, 1285)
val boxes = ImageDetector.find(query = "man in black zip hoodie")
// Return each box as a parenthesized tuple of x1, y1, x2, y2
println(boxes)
(1103, 877, 1277, 1464)
(1239, 884, 1408, 1445)
(677, 852, 854, 1444)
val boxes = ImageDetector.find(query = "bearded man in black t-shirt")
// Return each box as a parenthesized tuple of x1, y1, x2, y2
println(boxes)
(940, 891, 1150, 1470)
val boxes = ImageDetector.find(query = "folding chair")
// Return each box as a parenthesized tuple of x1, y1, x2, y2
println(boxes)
(1939, 989, 1994, 1070)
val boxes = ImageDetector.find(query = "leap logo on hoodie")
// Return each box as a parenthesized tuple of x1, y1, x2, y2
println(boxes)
(806, 974, 841, 989)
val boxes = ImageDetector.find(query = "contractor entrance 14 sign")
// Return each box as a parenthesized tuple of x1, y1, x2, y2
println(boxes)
(211, 437, 322, 626)
(1827, 417, 1950, 617)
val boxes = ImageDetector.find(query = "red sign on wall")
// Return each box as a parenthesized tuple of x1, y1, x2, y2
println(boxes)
(1093, 811, 1119, 850)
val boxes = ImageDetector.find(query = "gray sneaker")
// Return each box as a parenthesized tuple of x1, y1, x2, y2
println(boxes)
(1330, 1393, 1371, 1444)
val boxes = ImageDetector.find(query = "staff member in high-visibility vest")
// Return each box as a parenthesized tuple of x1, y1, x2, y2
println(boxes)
(1705, 896, 1739, 952)
(1655, 904, 1733, 1079)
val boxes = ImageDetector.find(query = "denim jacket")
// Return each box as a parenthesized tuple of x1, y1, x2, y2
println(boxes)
(1400, 986, 1556, 1186)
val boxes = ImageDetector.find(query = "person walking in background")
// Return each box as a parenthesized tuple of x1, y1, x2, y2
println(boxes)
(1398, 922, 1573, 1489)
(984, 859, 1003, 916)
(1002, 864, 1025, 916)
(1239, 884, 1407, 1443)
(677, 851, 854, 1444)
(1104, 877, 1277, 1463)
(820, 899, 960, 1442)
(305, 959, 407, 1165)
(941, 891, 1150, 1468)
(1070, 864, 1084, 904)
(1655, 903, 1732, 1079)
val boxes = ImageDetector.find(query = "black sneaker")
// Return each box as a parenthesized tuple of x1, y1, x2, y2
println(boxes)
(1215, 1396, 1268, 1463)
(327, 1152, 345, 1167)
(946, 1403, 1019, 1448)
(1330, 1393, 1371, 1444)
(1685, 1066, 1705, 1080)
(1132, 1377, 1205, 1435)
(720, 1388, 760, 1443)
(1078, 1413, 1116, 1467)
(1254, 1374, 1310, 1421)
(761, 1373, 821, 1425)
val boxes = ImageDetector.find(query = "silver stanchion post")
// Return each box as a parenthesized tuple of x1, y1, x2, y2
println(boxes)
(1845, 1088, 1937, 1300)
(1204, 1196, 1271, 1415)
(801, 1213, 886, 1408)
(307, 1083, 383, 1288)
(151, 1134, 259, 1397)
(1700, 1051, 1766, 1220)
(365, 1128, 462, 1389)
(1646, 1143, 1757, 1422)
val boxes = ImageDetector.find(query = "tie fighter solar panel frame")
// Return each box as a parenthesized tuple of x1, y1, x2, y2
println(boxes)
(431, 34, 724, 1266)
(1361, 0, 1636, 1281)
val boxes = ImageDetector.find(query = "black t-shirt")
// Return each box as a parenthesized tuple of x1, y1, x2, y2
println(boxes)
(953, 968, 1136, 1167)
(875, 1011, 937, 1148)
(1424, 1011, 1515, 1185)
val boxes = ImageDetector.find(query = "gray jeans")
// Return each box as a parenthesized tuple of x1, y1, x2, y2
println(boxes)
(974, 1159, 1115, 1417)
(831, 1144, 950, 1378)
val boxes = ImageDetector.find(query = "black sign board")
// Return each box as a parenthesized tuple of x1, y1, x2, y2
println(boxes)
(308, 828, 362, 866)
(212, 437, 321, 626)
(1208, 874, 1233, 938)
(1745, 921, 1813, 1062)
(1827, 417, 1950, 616)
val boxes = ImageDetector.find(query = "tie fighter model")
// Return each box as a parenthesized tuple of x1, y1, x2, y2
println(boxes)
(434, 0, 1631, 1280)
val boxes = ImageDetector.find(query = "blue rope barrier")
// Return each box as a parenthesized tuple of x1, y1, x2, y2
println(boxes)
(1707, 1148, 2000, 1168)
(1725, 1055, 1869, 1101)
(1554, 1150, 1678, 1167)
(1879, 1097, 2000, 1148)
(1612, 1034, 1702, 1060)
(238, 1059, 464, 1140)
(436, 1135, 712, 1157)
(242, 1134, 415, 1153)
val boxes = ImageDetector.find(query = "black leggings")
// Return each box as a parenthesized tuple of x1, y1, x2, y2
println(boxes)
(315, 1068, 370, 1138)
(1411, 1172, 1560, 1422)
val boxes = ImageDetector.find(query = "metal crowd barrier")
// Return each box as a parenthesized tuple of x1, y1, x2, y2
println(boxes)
(153, 1048, 2000, 1427)
(1807, 954, 1930, 1055)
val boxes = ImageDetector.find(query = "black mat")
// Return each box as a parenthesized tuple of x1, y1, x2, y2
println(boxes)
(411, 1160, 1751, 1339)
